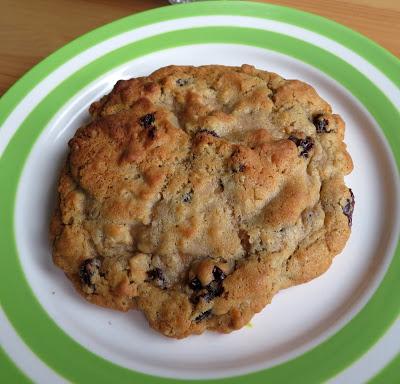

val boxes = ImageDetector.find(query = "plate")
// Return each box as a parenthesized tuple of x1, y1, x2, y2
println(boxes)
(1, 1, 399, 383)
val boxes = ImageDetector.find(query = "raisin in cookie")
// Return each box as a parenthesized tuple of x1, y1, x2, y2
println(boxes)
(50, 65, 354, 338)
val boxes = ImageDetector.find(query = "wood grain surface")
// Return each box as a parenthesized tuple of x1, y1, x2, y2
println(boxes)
(0, 0, 399, 96)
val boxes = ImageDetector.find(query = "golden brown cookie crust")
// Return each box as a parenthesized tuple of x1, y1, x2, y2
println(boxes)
(50, 65, 354, 338)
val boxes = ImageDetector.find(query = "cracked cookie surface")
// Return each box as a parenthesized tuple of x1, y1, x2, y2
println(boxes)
(50, 65, 354, 338)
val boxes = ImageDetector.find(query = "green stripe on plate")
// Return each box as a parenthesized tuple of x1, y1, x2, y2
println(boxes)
(0, 347, 32, 384)
(369, 352, 400, 384)
(0, 25, 399, 383)
(0, 1, 399, 131)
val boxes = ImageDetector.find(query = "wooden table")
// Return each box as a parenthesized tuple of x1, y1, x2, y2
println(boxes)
(1, 0, 399, 96)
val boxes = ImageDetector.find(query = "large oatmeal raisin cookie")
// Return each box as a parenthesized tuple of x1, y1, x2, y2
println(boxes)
(50, 65, 354, 338)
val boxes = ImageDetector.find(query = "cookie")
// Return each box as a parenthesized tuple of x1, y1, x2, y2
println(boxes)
(50, 65, 354, 338)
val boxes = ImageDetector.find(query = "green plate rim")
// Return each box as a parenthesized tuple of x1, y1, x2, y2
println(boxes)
(0, 347, 32, 384)
(1, 2, 399, 383)
(369, 352, 400, 384)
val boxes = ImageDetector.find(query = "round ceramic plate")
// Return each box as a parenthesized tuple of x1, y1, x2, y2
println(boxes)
(1, 1, 399, 383)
